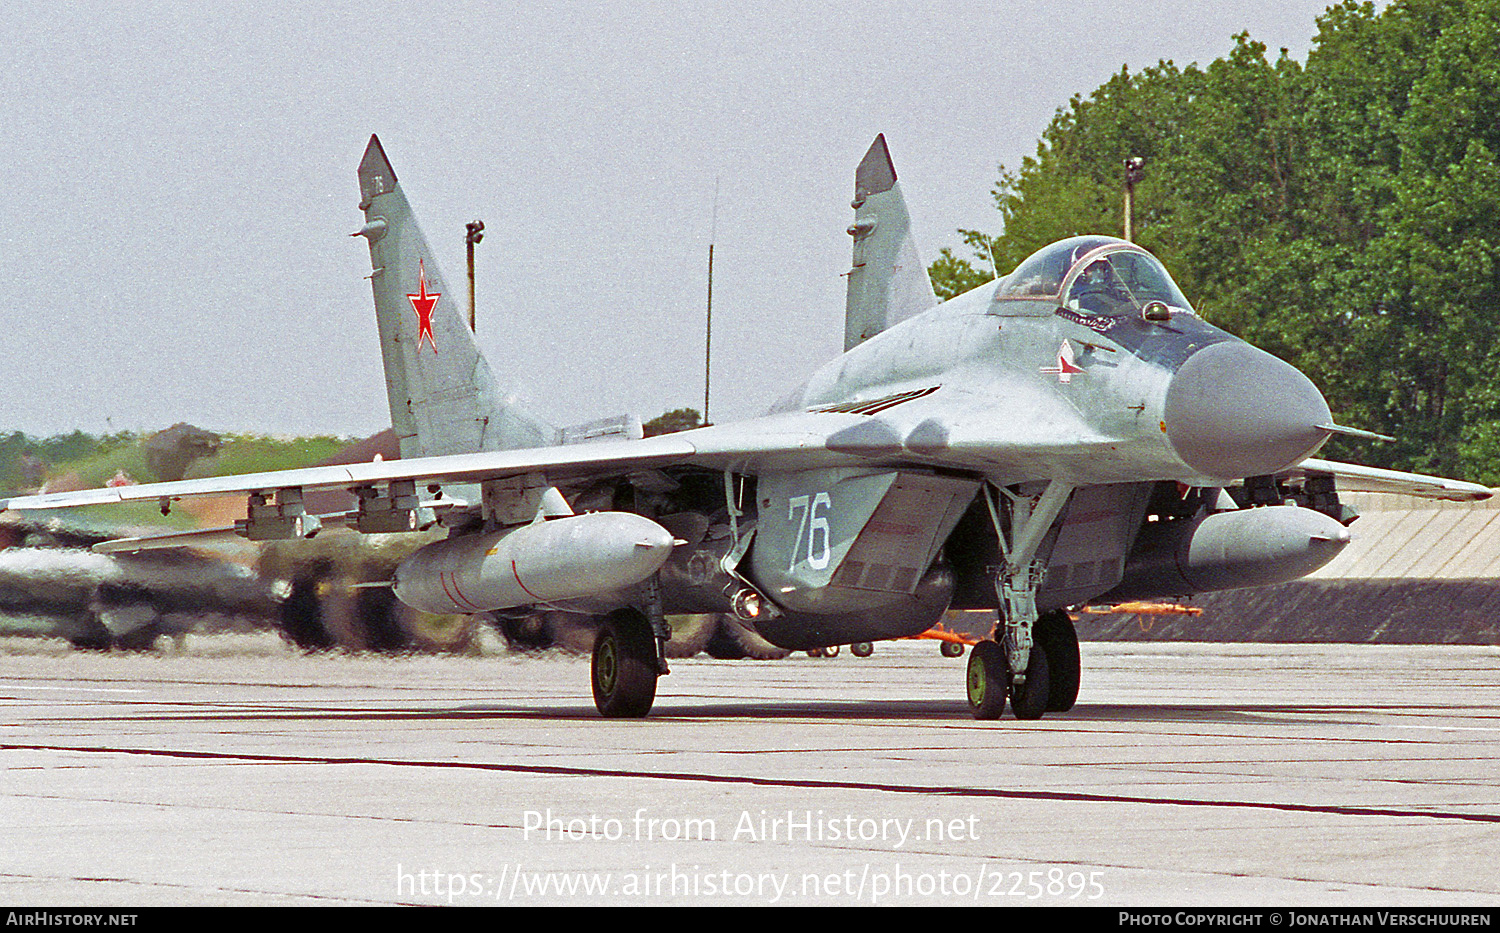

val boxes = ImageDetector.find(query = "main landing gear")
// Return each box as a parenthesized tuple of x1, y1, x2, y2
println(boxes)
(591, 573, 672, 718)
(591, 608, 660, 718)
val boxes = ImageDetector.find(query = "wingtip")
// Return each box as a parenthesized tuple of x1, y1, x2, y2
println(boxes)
(855, 134, 896, 199)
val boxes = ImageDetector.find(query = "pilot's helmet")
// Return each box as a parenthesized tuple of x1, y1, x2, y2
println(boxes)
(1079, 258, 1111, 285)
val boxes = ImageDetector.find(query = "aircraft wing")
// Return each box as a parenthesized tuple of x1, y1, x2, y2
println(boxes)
(0, 414, 868, 513)
(0, 406, 1119, 515)
(0, 433, 702, 512)
(6, 413, 1487, 515)
(1289, 458, 1492, 502)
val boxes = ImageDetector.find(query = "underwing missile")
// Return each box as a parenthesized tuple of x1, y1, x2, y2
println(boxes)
(392, 512, 675, 615)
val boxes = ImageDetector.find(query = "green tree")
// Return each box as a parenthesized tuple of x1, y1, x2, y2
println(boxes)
(1300, 0, 1500, 474)
(0, 429, 141, 495)
(931, 0, 1500, 482)
(928, 247, 992, 301)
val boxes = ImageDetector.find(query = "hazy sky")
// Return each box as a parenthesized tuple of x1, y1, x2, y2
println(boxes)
(2, 0, 1340, 439)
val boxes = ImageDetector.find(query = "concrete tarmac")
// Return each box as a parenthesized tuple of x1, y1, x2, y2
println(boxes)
(2, 634, 1498, 906)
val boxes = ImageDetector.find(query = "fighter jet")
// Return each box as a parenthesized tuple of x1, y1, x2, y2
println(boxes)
(5, 135, 1488, 719)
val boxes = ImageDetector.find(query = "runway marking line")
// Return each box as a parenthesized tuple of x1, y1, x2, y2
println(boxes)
(5, 741, 1498, 826)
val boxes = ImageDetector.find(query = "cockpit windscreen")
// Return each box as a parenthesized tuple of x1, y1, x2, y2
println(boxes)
(994, 236, 1195, 317)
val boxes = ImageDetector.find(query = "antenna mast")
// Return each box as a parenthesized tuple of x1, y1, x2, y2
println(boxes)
(704, 177, 719, 426)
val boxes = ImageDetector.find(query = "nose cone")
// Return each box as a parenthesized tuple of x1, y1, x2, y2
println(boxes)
(1165, 342, 1332, 479)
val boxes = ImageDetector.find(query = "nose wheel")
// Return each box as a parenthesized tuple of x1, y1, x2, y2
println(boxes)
(1036, 609, 1080, 712)
(966, 611, 1078, 720)
(974, 480, 1080, 721)
(966, 641, 1008, 719)
(1008, 643, 1051, 720)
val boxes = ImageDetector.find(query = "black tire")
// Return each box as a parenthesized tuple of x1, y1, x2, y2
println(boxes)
(497, 612, 556, 651)
(354, 586, 415, 652)
(940, 640, 965, 658)
(1009, 644, 1051, 721)
(1035, 610, 1080, 712)
(591, 610, 658, 718)
(806, 647, 825, 658)
(850, 642, 874, 658)
(704, 619, 748, 659)
(279, 578, 335, 651)
(66, 618, 114, 652)
(705, 615, 792, 660)
(664, 614, 716, 658)
(112, 622, 162, 652)
(966, 641, 1008, 720)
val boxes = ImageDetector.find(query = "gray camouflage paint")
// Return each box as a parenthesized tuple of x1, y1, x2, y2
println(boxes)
(12, 136, 1485, 653)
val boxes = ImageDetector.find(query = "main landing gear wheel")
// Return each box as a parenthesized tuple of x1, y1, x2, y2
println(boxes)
(940, 640, 965, 658)
(704, 615, 792, 660)
(1008, 644, 1051, 721)
(591, 610, 658, 718)
(1035, 610, 1080, 713)
(850, 642, 874, 658)
(497, 612, 556, 651)
(966, 641, 1009, 720)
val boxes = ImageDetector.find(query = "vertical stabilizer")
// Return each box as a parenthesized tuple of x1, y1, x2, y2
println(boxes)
(355, 136, 556, 458)
(844, 135, 937, 351)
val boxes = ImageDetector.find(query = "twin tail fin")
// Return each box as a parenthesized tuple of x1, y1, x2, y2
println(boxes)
(354, 135, 556, 459)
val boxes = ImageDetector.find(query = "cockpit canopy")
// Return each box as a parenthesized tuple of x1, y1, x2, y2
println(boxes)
(994, 236, 1195, 316)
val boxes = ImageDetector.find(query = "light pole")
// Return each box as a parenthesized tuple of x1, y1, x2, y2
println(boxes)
(465, 220, 485, 332)
(1123, 157, 1146, 242)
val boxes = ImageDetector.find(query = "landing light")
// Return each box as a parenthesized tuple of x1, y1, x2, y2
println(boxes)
(731, 589, 762, 620)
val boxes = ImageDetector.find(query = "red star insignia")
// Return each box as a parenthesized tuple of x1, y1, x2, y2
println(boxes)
(1040, 340, 1086, 383)
(407, 259, 440, 353)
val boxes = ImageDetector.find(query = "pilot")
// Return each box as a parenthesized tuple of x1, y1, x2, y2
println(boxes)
(1068, 258, 1132, 315)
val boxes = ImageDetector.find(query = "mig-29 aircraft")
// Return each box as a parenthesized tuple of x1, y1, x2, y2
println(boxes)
(5, 135, 1489, 719)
